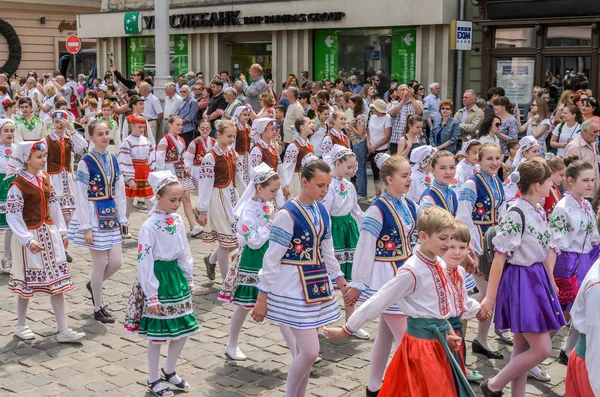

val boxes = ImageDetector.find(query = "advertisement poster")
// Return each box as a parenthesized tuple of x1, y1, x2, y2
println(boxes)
(314, 29, 338, 82)
(391, 27, 416, 83)
(495, 58, 535, 105)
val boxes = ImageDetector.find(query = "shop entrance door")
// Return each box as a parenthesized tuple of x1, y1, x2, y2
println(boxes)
(231, 43, 272, 82)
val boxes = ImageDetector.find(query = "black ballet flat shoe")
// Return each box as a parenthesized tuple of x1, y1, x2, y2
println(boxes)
(558, 349, 569, 365)
(148, 379, 174, 397)
(65, 251, 73, 263)
(480, 380, 503, 397)
(86, 281, 94, 306)
(94, 307, 114, 324)
(472, 339, 504, 359)
(366, 386, 379, 397)
(161, 368, 191, 392)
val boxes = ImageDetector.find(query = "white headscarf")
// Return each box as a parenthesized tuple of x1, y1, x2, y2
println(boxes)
(0, 118, 15, 130)
(301, 154, 320, 168)
(375, 153, 391, 169)
(410, 145, 437, 172)
(5, 141, 47, 180)
(461, 139, 480, 153)
(250, 117, 276, 142)
(233, 163, 278, 217)
(513, 135, 538, 170)
(147, 171, 179, 213)
(232, 105, 252, 129)
(324, 144, 354, 168)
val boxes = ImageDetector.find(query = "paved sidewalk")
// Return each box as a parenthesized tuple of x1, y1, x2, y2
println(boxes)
(0, 201, 567, 396)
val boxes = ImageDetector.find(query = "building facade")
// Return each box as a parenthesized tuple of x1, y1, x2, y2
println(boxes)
(0, 0, 99, 76)
(77, 0, 460, 99)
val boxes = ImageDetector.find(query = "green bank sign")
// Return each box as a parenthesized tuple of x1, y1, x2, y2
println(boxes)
(127, 35, 189, 78)
(314, 27, 417, 83)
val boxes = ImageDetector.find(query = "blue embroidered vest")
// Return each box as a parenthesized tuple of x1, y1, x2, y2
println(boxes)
(420, 182, 457, 216)
(82, 153, 121, 231)
(472, 172, 505, 245)
(281, 199, 334, 304)
(372, 196, 417, 267)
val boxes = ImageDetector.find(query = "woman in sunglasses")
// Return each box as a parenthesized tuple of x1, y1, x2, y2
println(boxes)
(580, 97, 600, 124)
(516, 97, 552, 157)
(478, 114, 502, 147)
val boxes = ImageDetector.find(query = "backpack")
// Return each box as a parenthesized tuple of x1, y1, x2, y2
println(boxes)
(478, 206, 525, 281)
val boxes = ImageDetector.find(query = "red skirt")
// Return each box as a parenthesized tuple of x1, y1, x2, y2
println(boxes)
(378, 333, 458, 397)
(125, 160, 153, 199)
(566, 351, 594, 397)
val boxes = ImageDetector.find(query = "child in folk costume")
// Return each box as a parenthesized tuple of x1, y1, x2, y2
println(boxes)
(183, 119, 215, 189)
(310, 104, 330, 158)
(5, 141, 85, 342)
(232, 105, 252, 196)
(565, 258, 600, 397)
(252, 159, 349, 397)
(503, 136, 539, 203)
(14, 97, 44, 143)
(119, 114, 156, 221)
(344, 154, 419, 395)
(321, 110, 349, 159)
(543, 154, 567, 217)
(156, 115, 201, 237)
(195, 120, 239, 282)
(249, 117, 286, 207)
(89, 100, 121, 156)
(454, 139, 481, 196)
(67, 120, 127, 324)
(279, 116, 315, 199)
(321, 146, 370, 340)
(124, 171, 198, 397)
(218, 163, 280, 361)
(121, 95, 156, 147)
(456, 143, 508, 361)
(478, 158, 566, 397)
(547, 159, 600, 363)
(0, 120, 16, 273)
(406, 145, 436, 202)
(325, 207, 482, 397)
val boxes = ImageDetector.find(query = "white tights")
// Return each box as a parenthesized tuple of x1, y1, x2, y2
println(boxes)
(3, 229, 12, 260)
(368, 313, 407, 392)
(89, 245, 123, 311)
(472, 273, 494, 351)
(17, 294, 68, 331)
(280, 327, 320, 397)
(126, 198, 153, 219)
(147, 337, 188, 383)
(209, 245, 232, 281)
(227, 306, 249, 349)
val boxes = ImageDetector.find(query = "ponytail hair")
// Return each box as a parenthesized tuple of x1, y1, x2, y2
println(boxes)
(403, 114, 423, 135)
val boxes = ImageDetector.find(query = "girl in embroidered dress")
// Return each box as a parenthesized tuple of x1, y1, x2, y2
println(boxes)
(478, 158, 566, 397)
(503, 135, 539, 203)
(343, 154, 419, 395)
(119, 114, 156, 222)
(547, 159, 600, 364)
(325, 207, 483, 397)
(0, 120, 16, 273)
(156, 115, 200, 237)
(232, 105, 252, 197)
(456, 143, 507, 361)
(89, 100, 121, 156)
(406, 145, 436, 202)
(543, 154, 567, 217)
(184, 119, 215, 191)
(252, 158, 348, 397)
(5, 141, 85, 343)
(124, 171, 198, 397)
(321, 110, 349, 160)
(218, 163, 280, 361)
(195, 120, 239, 282)
(321, 146, 370, 340)
(249, 117, 286, 207)
(67, 120, 127, 324)
(279, 116, 315, 200)
(565, 257, 600, 397)
(454, 139, 481, 196)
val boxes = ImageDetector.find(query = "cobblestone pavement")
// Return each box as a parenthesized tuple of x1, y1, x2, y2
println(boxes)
(0, 199, 568, 396)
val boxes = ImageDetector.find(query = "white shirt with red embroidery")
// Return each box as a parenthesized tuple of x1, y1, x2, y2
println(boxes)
(454, 159, 480, 196)
(444, 265, 480, 320)
(236, 198, 273, 250)
(407, 168, 432, 202)
(118, 133, 156, 183)
(322, 176, 363, 223)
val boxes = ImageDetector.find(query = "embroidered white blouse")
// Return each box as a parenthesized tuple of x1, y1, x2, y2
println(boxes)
(548, 193, 600, 254)
(492, 198, 550, 266)
(194, 145, 237, 213)
(118, 133, 156, 183)
(345, 251, 461, 333)
(236, 198, 273, 250)
(183, 136, 215, 169)
(454, 159, 480, 196)
(0, 143, 16, 174)
(445, 265, 480, 320)
(322, 176, 363, 223)
(249, 138, 280, 179)
(321, 128, 346, 157)
(406, 168, 432, 202)
(136, 211, 194, 307)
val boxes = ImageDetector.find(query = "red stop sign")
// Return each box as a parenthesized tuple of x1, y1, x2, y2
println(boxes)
(66, 35, 81, 55)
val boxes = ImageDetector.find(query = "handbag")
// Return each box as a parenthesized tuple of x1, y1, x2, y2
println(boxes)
(554, 227, 589, 305)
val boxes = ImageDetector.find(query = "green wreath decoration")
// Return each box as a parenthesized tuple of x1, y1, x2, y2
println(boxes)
(0, 18, 21, 76)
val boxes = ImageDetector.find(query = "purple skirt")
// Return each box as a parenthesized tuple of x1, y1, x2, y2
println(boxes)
(554, 250, 597, 311)
(495, 262, 566, 334)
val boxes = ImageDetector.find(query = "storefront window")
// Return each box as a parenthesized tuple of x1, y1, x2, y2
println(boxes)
(493, 57, 536, 105)
(547, 26, 591, 47)
(127, 35, 188, 78)
(314, 27, 416, 96)
(545, 56, 591, 92)
(494, 28, 536, 48)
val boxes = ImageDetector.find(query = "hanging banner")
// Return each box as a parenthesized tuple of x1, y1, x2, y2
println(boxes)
(314, 29, 338, 82)
(391, 27, 417, 84)
(127, 37, 145, 75)
(173, 34, 188, 78)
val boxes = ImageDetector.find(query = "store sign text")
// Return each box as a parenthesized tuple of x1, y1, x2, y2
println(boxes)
(142, 11, 345, 29)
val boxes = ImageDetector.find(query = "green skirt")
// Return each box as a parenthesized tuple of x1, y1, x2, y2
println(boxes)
(128, 260, 199, 341)
(331, 213, 359, 281)
(0, 174, 14, 229)
(218, 242, 268, 308)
